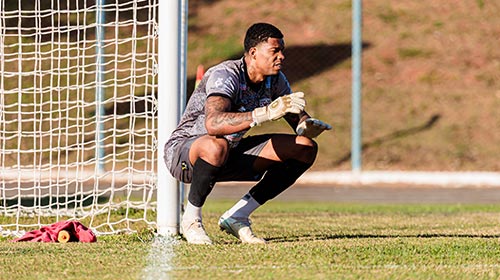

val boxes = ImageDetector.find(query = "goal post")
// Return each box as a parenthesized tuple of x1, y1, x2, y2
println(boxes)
(156, 0, 184, 236)
(0, 0, 182, 236)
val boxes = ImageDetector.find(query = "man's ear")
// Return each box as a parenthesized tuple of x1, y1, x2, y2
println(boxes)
(249, 47, 257, 59)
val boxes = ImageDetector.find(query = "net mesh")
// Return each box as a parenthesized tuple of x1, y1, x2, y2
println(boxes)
(0, 0, 159, 236)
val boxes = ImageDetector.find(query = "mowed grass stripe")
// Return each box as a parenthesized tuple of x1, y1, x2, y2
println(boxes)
(171, 264, 500, 271)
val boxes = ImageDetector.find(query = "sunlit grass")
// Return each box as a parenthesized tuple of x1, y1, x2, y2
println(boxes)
(2, 201, 500, 279)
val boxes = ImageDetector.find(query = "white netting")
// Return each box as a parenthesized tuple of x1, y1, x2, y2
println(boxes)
(0, 0, 159, 236)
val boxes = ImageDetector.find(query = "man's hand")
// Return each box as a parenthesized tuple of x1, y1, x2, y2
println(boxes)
(296, 118, 332, 138)
(251, 92, 306, 127)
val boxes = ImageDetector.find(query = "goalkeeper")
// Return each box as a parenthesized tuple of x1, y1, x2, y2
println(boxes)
(164, 22, 331, 245)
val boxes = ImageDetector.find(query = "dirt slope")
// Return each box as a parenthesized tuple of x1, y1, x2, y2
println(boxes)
(187, 0, 500, 172)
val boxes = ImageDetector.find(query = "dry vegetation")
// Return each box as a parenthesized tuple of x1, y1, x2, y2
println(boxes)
(186, 0, 499, 172)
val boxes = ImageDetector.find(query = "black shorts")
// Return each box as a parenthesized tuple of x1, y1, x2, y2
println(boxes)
(169, 134, 274, 184)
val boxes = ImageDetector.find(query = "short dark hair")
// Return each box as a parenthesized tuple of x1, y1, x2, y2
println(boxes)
(244, 23, 284, 52)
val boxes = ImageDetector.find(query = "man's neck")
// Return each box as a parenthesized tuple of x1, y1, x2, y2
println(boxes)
(244, 56, 265, 84)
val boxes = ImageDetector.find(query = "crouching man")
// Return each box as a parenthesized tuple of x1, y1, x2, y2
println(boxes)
(164, 22, 331, 244)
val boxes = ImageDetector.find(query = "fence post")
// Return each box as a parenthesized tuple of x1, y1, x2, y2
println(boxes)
(352, 0, 363, 172)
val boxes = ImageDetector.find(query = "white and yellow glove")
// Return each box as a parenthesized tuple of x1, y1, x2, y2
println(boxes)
(296, 118, 332, 138)
(251, 92, 306, 127)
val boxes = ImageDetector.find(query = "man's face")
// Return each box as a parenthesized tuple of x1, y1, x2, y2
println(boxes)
(252, 37, 285, 76)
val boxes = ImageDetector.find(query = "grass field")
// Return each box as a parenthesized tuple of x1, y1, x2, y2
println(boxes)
(2, 200, 500, 279)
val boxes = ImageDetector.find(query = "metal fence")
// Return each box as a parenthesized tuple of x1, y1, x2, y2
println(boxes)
(185, 0, 499, 173)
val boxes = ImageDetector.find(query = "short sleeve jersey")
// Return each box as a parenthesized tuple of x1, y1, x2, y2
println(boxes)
(164, 57, 292, 170)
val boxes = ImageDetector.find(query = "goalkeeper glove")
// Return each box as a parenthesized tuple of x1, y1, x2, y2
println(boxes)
(251, 92, 306, 127)
(296, 118, 332, 138)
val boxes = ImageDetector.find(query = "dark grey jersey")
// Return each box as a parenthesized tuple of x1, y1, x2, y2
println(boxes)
(164, 57, 292, 170)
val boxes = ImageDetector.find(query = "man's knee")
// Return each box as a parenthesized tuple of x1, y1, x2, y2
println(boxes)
(294, 136, 318, 163)
(191, 136, 229, 166)
(296, 135, 318, 150)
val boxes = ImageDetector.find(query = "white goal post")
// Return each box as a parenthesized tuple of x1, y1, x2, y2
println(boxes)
(0, 0, 181, 236)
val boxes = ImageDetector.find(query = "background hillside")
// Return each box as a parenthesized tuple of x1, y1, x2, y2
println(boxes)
(185, 0, 499, 172)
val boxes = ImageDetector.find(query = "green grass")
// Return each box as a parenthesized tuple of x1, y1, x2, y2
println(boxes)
(2, 201, 500, 279)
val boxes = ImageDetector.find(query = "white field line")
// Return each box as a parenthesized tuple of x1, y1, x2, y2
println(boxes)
(141, 235, 178, 280)
(298, 171, 500, 187)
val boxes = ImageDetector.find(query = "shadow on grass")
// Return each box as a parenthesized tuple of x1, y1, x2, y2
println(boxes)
(334, 113, 442, 166)
(266, 231, 500, 243)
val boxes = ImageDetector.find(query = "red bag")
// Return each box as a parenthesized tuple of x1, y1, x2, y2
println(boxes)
(12, 220, 97, 243)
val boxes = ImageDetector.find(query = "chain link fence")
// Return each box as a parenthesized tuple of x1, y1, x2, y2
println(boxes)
(186, 0, 499, 172)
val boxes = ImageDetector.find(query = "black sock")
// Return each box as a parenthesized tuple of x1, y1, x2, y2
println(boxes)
(249, 159, 312, 205)
(187, 158, 220, 207)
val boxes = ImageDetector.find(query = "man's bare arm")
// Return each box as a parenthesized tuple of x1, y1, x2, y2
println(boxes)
(205, 95, 253, 136)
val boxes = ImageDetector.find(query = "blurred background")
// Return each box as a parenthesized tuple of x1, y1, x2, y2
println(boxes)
(185, 0, 499, 173)
(0, 0, 498, 236)
(0, 0, 498, 174)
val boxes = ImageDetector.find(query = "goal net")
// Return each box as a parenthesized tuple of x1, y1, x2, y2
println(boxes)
(0, 0, 159, 236)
